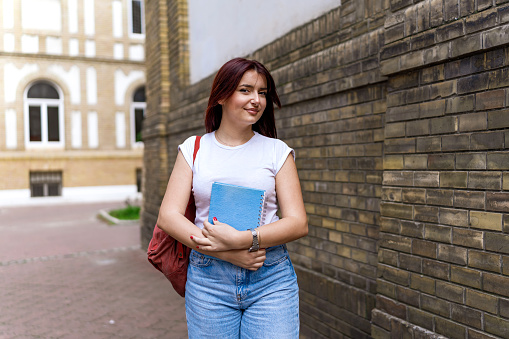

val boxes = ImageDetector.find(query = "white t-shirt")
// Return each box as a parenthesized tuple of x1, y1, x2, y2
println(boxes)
(178, 131, 294, 229)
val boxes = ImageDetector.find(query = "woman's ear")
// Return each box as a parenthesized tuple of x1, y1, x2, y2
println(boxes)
(217, 99, 224, 105)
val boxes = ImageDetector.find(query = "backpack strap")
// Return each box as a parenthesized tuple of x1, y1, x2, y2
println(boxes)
(177, 136, 201, 257)
(193, 136, 201, 163)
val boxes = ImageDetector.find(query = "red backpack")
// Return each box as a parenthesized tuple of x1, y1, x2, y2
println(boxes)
(147, 136, 201, 297)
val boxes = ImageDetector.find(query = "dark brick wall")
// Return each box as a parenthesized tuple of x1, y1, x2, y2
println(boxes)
(247, 3, 386, 336)
(375, 0, 509, 338)
(142, 0, 509, 337)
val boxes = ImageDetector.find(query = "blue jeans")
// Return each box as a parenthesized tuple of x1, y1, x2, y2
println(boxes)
(185, 245, 299, 338)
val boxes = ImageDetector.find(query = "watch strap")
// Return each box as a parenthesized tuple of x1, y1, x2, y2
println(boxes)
(248, 228, 259, 252)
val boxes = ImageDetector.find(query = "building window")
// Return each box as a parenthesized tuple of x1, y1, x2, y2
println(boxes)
(24, 81, 64, 149)
(136, 168, 142, 192)
(129, 0, 144, 36)
(30, 171, 62, 197)
(131, 86, 146, 146)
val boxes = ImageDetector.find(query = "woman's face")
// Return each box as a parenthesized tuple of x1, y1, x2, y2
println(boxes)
(219, 70, 267, 129)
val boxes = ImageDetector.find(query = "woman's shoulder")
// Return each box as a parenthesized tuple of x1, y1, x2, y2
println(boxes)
(254, 132, 288, 146)
(255, 133, 292, 154)
(178, 133, 213, 166)
(251, 133, 293, 173)
(182, 132, 214, 145)
(180, 135, 197, 150)
(182, 135, 196, 145)
(179, 133, 211, 155)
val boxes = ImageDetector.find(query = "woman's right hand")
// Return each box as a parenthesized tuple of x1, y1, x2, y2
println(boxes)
(213, 248, 266, 271)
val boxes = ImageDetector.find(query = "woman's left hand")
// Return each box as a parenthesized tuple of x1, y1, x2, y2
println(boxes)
(190, 218, 241, 251)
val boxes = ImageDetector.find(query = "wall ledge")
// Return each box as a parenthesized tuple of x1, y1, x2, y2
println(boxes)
(371, 308, 448, 339)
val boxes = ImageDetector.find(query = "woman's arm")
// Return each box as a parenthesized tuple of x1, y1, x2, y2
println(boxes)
(256, 153, 308, 247)
(157, 150, 266, 270)
(192, 154, 308, 250)
(156, 150, 201, 246)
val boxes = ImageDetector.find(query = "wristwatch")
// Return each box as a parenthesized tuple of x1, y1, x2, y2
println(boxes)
(248, 228, 259, 252)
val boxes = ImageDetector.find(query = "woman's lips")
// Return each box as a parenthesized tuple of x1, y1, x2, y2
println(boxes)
(245, 108, 259, 114)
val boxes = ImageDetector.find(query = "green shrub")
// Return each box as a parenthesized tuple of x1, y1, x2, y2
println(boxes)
(109, 205, 140, 220)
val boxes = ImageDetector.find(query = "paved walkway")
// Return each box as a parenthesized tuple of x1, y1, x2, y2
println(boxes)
(0, 201, 187, 339)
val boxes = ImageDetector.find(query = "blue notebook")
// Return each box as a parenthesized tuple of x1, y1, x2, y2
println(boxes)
(208, 182, 267, 231)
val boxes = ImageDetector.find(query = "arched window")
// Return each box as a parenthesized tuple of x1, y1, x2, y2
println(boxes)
(24, 81, 64, 148)
(131, 86, 146, 146)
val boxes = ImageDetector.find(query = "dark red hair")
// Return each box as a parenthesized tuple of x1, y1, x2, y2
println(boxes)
(205, 58, 281, 138)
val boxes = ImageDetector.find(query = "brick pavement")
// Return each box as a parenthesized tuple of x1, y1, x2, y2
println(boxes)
(0, 202, 187, 339)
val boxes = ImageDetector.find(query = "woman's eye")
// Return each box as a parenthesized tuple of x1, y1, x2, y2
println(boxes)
(259, 91, 267, 96)
(240, 88, 249, 93)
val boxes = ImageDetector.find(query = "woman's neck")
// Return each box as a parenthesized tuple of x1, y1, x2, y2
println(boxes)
(215, 126, 254, 147)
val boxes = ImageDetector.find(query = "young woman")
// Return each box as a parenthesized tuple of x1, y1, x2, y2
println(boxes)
(156, 58, 308, 338)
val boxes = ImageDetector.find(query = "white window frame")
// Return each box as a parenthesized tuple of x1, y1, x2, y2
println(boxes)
(23, 82, 65, 149)
(128, 0, 145, 38)
(131, 100, 146, 148)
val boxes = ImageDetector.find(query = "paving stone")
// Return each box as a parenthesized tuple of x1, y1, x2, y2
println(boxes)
(0, 202, 187, 339)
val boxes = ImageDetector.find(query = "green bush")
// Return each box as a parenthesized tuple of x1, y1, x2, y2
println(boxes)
(109, 205, 140, 220)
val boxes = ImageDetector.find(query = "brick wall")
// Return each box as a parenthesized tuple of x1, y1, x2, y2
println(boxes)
(142, 0, 200, 245)
(374, 1, 509, 338)
(0, 152, 141, 190)
(142, 0, 509, 337)
(140, 0, 170, 245)
(267, 3, 386, 336)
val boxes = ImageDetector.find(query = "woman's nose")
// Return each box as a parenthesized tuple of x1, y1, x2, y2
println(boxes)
(251, 94, 260, 106)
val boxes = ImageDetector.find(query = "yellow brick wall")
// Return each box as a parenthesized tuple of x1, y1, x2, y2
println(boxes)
(0, 150, 143, 189)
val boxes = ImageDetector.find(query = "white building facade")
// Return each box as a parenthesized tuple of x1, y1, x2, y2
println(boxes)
(0, 0, 146, 205)
(188, 0, 340, 83)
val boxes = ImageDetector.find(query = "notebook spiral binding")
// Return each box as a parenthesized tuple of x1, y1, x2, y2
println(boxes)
(258, 192, 268, 227)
